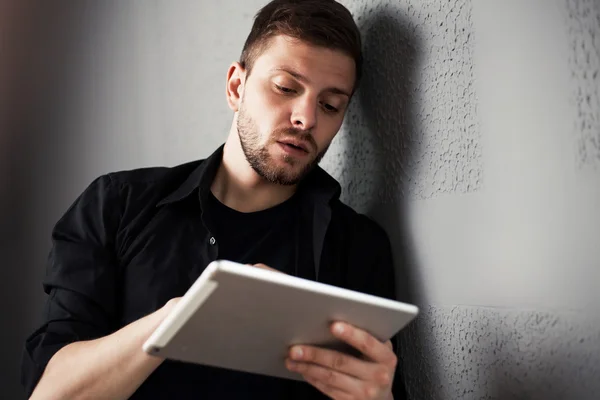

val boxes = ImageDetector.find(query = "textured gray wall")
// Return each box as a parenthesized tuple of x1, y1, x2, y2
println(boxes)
(328, 0, 600, 398)
(3, 0, 599, 399)
(567, 0, 600, 167)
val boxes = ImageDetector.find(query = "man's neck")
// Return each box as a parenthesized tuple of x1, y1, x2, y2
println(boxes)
(210, 136, 297, 213)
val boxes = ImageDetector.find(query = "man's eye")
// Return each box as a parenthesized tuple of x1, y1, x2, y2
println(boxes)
(275, 84, 295, 94)
(322, 103, 339, 113)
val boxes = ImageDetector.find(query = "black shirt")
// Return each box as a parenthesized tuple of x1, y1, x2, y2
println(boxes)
(21, 144, 406, 399)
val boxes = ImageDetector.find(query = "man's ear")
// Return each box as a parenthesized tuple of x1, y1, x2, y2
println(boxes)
(226, 62, 246, 112)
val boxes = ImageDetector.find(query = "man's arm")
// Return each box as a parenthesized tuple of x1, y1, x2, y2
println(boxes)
(20, 174, 158, 398)
(30, 298, 179, 400)
(30, 263, 279, 399)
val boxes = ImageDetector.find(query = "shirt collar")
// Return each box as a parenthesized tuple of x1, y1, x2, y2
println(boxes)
(156, 144, 225, 207)
(156, 143, 342, 207)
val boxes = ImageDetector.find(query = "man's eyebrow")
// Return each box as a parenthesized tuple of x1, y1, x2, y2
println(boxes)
(271, 67, 351, 98)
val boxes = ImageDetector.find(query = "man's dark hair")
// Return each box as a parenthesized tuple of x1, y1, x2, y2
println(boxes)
(240, 0, 363, 92)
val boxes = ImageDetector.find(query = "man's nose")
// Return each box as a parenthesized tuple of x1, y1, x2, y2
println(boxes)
(290, 97, 317, 131)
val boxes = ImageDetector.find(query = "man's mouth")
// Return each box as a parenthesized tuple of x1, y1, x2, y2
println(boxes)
(277, 140, 311, 157)
(277, 139, 310, 153)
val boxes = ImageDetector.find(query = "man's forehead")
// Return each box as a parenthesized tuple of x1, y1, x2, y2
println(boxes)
(253, 37, 356, 90)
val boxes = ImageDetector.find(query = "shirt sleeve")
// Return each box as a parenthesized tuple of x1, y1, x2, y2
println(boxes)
(376, 235, 409, 400)
(20, 174, 122, 397)
(356, 214, 409, 400)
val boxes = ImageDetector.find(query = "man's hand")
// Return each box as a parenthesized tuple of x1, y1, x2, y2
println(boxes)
(285, 322, 396, 400)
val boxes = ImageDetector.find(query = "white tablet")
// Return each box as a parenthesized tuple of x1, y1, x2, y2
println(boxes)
(142, 260, 419, 381)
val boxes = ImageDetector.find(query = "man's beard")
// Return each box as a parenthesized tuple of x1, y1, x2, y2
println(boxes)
(236, 103, 329, 186)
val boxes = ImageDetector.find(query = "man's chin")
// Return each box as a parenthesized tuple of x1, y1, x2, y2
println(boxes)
(254, 148, 318, 185)
(260, 163, 311, 186)
(271, 168, 306, 186)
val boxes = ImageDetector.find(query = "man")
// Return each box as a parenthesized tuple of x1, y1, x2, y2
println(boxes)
(22, 0, 404, 399)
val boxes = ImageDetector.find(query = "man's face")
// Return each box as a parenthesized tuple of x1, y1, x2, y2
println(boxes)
(236, 35, 355, 185)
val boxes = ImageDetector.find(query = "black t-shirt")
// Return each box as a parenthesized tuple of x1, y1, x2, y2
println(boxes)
(167, 191, 317, 398)
(128, 191, 325, 399)
(207, 191, 299, 274)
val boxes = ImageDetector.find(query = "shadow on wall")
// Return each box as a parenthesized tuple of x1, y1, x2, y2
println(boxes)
(345, 6, 444, 399)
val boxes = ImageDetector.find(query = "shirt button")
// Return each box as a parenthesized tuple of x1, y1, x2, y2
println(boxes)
(209, 237, 216, 245)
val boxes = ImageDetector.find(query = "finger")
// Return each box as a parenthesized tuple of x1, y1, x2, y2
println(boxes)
(304, 376, 355, 400)
(251, 263, 282, 273)
(289, 345, 388, 384)
(331, 322, 398, 368)
(286, 359, 369, 398)
(163, 297, 181, 310)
